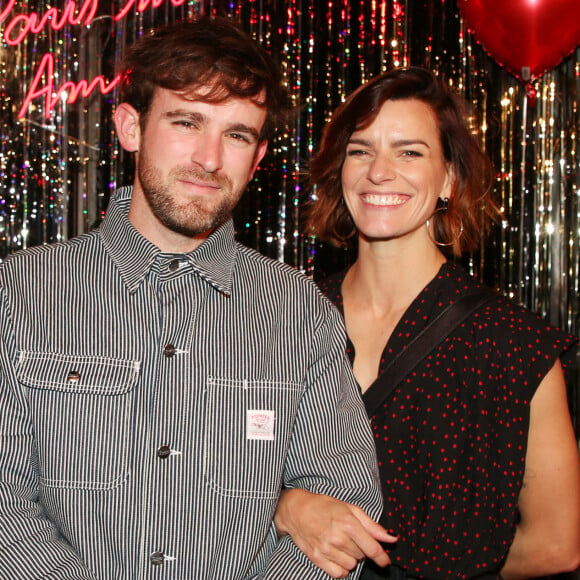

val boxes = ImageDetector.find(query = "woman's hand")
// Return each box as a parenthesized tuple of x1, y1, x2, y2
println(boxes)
(274, 488, 398, 578)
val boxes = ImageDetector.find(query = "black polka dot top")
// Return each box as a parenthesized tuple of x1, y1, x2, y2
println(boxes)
(319, 261, 577, 579)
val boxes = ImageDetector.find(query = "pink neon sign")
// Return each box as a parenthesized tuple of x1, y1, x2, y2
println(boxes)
(1, 0, 189, 118)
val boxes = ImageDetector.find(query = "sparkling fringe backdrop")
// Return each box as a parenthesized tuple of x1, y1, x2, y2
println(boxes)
(1, 0, 579, 429)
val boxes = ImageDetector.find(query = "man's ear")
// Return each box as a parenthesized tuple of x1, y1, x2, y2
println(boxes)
(250, 140, 269, 177)
(114, 103, 141, 153)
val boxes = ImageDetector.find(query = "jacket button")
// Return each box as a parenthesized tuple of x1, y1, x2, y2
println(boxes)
(168, 259, 180, 272)
(157, 445, 171, 459)
(150, 551, 165, 566)
(163, 344, 176, 357)
(67, 371, 81, 383)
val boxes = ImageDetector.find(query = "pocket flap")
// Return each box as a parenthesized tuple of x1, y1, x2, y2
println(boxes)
(16, 351, 140, 395)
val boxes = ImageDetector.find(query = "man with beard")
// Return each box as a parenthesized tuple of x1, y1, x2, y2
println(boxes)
(0, 16, 385, 580)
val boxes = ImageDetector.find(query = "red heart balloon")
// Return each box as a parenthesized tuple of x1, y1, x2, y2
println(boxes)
(458, 0, 580, 82)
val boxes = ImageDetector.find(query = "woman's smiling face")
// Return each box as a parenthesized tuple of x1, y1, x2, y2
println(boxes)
(341, 98, 453, 245)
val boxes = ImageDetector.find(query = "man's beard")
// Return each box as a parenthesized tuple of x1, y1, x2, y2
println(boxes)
(137, 151, 240, 239)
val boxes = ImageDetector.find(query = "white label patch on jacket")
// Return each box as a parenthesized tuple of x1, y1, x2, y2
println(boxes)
(247, 410, 275, 441)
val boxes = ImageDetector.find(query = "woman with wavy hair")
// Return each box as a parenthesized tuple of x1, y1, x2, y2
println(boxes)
(275, 67, 580, 580)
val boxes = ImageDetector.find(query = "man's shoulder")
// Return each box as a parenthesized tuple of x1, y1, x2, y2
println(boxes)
(233, 243, 331, 306)
(0, 230, 102, 274)
(234, 243, 319, 288)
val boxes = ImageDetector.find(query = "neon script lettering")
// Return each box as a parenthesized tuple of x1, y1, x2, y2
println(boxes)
(0, 0, 188, 44)
(1, 0, 187, 117)
(114, 0, 188, 21)
(18, 53, 121, 119)
(0, 0, 99, 46)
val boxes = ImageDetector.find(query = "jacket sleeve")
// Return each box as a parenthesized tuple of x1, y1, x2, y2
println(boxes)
(259, 298, 383, 578)
(0, 286, 97, 579)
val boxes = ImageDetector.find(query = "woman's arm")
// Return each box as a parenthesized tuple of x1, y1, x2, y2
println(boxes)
(274, 488, 397, 578)
(500, 358, 580, 579)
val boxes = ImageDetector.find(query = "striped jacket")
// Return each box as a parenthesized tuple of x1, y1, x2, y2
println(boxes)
(0, 186, 382, 579)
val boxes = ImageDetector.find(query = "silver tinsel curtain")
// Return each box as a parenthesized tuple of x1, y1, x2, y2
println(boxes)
(1, 0, 579, 431)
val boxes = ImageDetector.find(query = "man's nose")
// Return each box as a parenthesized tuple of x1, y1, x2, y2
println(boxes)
(192, 133, 223, 173)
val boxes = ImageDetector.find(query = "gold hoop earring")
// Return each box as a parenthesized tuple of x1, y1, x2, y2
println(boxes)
(425, 197, 464, 247)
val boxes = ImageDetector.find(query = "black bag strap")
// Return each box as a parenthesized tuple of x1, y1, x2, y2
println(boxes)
(363, 287, 496, 417)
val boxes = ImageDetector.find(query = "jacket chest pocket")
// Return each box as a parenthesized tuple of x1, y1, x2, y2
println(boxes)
(204, 377, 303, 500)
(16, 351, 140, 490)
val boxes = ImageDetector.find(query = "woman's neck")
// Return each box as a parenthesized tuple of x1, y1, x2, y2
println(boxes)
(341, 236, 447, 392)
(344, 235, 446, 313)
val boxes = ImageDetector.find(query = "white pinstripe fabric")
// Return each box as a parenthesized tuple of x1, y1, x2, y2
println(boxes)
(0, 187, 382, 579)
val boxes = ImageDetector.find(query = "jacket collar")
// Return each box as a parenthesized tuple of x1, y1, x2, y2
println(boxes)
(99, 186, 237, 296)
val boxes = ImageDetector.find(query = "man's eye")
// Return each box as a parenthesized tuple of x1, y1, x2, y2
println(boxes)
(174, 121, 196, 128)
(230, 133, 251, 143)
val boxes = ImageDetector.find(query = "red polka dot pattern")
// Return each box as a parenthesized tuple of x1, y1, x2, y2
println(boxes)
(319, 261, 577, 579)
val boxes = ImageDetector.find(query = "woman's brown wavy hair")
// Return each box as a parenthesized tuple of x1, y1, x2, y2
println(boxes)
(306, 67, 500, 256)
